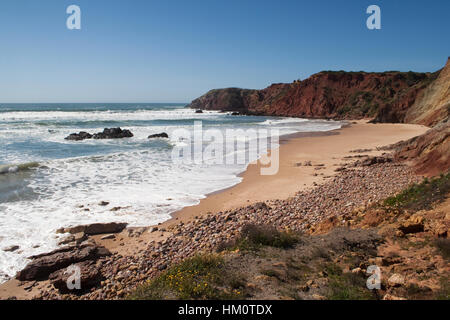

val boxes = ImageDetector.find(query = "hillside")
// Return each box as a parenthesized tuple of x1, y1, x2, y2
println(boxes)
(188, 59, 450, 127)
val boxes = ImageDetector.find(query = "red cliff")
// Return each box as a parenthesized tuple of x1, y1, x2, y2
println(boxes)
(188, 59, 449, 127)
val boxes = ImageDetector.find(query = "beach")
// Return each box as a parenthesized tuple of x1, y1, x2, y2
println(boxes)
(0, 120, 429, 299)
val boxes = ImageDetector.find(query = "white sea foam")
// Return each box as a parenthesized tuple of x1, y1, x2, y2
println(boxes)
(0, 109, 221, 122)
(0, 107, 343, 283)
(258, 117, 309, 125)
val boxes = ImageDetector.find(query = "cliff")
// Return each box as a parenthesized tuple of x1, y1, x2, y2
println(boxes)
(188, 59, 450, 127)
(404, 58, 450, 126)
(393, 121, 450, 176)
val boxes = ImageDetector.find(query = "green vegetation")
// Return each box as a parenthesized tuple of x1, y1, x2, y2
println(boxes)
(324, 263, 375, 300)
(128, 254, 244, 300)
(384, 172, 450, 211)
(336, 90, 379, 117)
(434, 238, 450, 260)
(232, 224, 300, 251)
(261, 269, 283, 280)
(435, 277, 450, 300)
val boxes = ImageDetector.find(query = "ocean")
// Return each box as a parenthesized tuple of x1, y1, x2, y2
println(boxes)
(0, 103, 343, 282)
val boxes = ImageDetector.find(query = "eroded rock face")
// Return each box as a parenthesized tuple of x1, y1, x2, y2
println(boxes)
(187, 68, 444, 122)
(16, 244, 111, 281)
(393, 121, 450, 176)
(405, 57, 450, 127)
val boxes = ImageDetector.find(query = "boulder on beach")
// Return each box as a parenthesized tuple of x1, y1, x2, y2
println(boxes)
(195, 109, 203, 113)
(148, 132, 169, 139)
(64, 131, 93, 141)
(57, 222, 128, 235)
(93, 128, 133, 139)
(16, 243, 111, 281)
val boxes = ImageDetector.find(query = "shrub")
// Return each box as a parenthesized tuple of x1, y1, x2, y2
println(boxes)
(128, 254, 244, 300)
(327, 273, 375, 300)
(236, 224, 299, 250)
(384, 172, 450, 211)
(434, 238, 450, 260)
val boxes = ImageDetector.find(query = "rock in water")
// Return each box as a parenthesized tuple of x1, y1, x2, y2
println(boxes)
(92, 128, 133, 139)
(2, 245, 20, 252)
(64, 131, 93, 141)
(148, 132, 169, 139)
(195, 109, 203, 113)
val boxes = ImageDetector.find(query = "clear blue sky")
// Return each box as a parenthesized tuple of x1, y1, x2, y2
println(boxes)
(0, 0, 448, 103)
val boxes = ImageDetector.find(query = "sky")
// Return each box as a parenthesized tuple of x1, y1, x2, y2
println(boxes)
(0, 0, 449, 103)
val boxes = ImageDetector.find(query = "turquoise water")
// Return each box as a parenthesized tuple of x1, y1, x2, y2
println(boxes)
(0, 103, 342, 282)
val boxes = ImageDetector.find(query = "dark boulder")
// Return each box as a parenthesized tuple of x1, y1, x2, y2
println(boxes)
(49, 261, 103, 293)
(16, 244, 111, 281)
(231, 112, 240, 116)
(64, 132, 93, 141)
(195, 109, 203, 113)
(148, 132, 169, 139)
(57, 222, 128, 235)
(93, 128, 133, 139)
(355, 156, 392, 167)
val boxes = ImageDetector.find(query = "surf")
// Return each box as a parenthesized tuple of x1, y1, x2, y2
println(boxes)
(0, 162, 40, 175)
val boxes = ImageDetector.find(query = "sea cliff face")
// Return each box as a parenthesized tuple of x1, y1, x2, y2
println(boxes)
(393, 121, 450, 176)
(188, 59, 450, 127)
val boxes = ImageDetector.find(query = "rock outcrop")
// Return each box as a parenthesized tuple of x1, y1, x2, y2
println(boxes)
(16, 243, 111, 281)
(148, 132, 169, 139)
(393, 121, 449, 176)
(65, 128, 133, 141)
(92, 128, 133, 139)
(188, 59, 449, 126)
(405, 57, 450, 127)
(64, 131, 93, 141)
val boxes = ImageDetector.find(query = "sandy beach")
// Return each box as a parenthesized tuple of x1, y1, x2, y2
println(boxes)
(0, 120, 429, 299)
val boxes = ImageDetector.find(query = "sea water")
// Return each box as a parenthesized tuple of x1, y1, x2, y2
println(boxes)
(0, 103, 342, 282)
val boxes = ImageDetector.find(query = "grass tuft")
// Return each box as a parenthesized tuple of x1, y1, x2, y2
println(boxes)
(237, 224, 299, 250)
(434, 238, 450, 260)
(128, 254, 244, 300)
(217, 224, 300, 252)
(384, 172, 450, 211)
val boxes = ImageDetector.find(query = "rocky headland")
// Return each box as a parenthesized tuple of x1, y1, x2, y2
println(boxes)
(187, 58, 450, 127)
